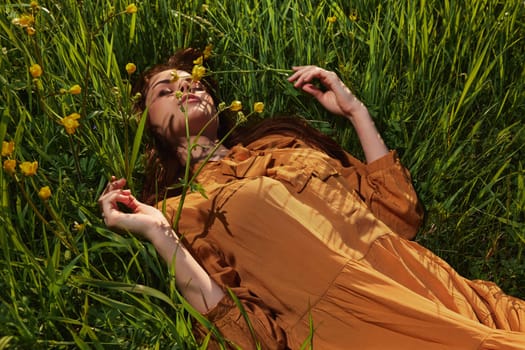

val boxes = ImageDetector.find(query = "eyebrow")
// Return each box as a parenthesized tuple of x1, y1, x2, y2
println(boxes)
(151, 79, 172, 90)
(151, 76, 193, 90)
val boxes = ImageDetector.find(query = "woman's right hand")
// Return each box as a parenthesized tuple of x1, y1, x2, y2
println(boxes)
(99, 177, 225, 313)
(98, 176, 171, 241)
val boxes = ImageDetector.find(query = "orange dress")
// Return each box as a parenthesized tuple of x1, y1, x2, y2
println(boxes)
(161, 134, 525, 349)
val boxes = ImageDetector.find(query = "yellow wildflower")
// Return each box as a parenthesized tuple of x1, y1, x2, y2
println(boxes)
(203, 43, 213, 59)
(230, 100, 242, 112)
(191, 65, 206, 81)
(125, 62, 137, 75)
(29, 63, 42, 78)
(217, 102, 227, 112)
(38, 186, 51, 200)
(132, 92, 142, 102)
(170, 70, 179, 82)
(19, 160, 38, 176)
(60, 113, 81, 135)
(193, 56, 203, 65)
(253, 102, 264, 114)
(30, 1, 39, 9)
(2, 141, 15, 157)
(73, 221, 85, 232)
(125, 4, 138, 14)
(69, 84, 82, 95)
(349, 10, 358, 22)
(3, 159, 16, 175)
(327, 16, 337, 23)
(12, 14, 34, 28)
(236, 111, 247, 124)
(26, 27, 36, 35)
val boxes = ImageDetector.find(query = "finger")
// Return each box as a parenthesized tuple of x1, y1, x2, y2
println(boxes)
(301, 83, 324, 99)
(287, 69, 303, 83)
(99, 191, 131, 215)
(288, 69, 315, 87)
(293, 67, 329, 88)
(103, 177, 126, 195)
(116, 193, 142, 214)
(103, 177, 115, 194)
(287, 65, 316, 84)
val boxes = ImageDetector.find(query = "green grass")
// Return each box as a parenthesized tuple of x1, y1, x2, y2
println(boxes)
(1, 0, 524, 348)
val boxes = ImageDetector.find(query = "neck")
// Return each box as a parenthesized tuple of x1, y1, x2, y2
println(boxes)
(175, 136, 229, 166)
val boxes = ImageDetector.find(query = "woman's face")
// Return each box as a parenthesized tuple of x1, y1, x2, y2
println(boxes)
(145, 69, 218, 145)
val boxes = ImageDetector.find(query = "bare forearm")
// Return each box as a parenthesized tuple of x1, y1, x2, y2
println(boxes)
(150, 226, 225, 313)
(346, 106, 388, 163)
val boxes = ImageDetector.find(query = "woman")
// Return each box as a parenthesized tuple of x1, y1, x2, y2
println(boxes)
(99, 48, 525, 349)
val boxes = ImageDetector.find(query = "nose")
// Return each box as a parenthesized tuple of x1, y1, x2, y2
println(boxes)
(179, 80, 204, 94)
(179, 80, 190, 93)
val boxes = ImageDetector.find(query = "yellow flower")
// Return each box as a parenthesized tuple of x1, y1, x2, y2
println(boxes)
(131, 92, 142, 102)
(69, 84, 82, 95)
(230, 100, 242, 112)
(30, 1, 39, 9)
(125, 62, 137, 75)
(2, 141, 15, 157)
(29, 63, 42, 78)
(73, 221, 85, 232)
(236, 111, 247, 124)
(327, 16, 337, 23)
(349, 10, 358, 22)
(193, 56, 203, 65)
(26, 27, 36, 35)
(19, 160, 38, 176)
(12, 14, 34, 28)
(3, 159, 16, 175)
(253, 102, 264, 114)
(170, 70, 179, 82)
(38, 186, 51, 200)
(125, 4, 138, 14)
(203, 43, 213, 59)
(60, 113, 81, 135)
(191, 65, 206, 81)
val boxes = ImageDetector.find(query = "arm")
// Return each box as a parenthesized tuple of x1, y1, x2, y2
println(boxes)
(287, 65, 388, 163)
(99, 177, 288, 348)
(348, 152, 424, 239)
(98, 177, 225, 313)
(288, 67, 423, 237)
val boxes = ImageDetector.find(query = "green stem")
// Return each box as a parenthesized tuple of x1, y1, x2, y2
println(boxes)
(16, 178, 75, 253)
(212, 67, 292, 76)
(68, 134, 82, 182)
(172, 107, 194, 233)
(123, 80, 130, 181)
(171, 107, 249, 233)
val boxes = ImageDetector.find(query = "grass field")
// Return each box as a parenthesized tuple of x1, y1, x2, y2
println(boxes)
(1, 0, 524, 348)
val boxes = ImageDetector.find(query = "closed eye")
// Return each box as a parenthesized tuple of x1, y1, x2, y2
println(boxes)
(158, 88, 173, 97)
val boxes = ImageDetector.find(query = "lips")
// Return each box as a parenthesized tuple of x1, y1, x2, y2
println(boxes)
(180, 93, 201, 105)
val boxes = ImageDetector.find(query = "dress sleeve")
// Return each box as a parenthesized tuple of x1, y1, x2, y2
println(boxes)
(189, 239, 288, 350)
(346, 150, 424, 240)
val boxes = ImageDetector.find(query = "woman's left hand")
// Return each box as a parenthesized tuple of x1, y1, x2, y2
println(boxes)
(288, 65, 389, 163)
(287, 65, 365, 119)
